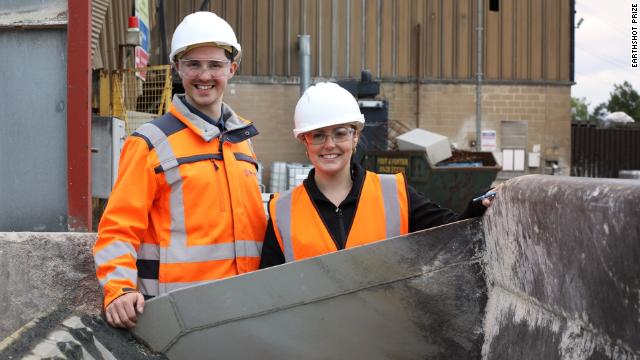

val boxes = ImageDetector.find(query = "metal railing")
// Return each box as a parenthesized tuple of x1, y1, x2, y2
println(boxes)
(100, 65, 172, 135)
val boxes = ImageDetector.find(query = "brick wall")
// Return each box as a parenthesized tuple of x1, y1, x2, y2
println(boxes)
(224, 81, 572, 190)
(384, 83, 571, 173)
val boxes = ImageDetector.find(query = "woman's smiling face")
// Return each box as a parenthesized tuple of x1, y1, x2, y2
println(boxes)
(303, 125, 358, 176)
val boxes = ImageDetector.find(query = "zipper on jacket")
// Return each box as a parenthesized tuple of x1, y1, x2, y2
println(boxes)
(218, 135, 225, 153)
(336, 207, 346, 250)
(211, 159, 225, 212)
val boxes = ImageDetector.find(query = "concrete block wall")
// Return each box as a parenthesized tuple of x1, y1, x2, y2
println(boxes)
(224, 81, 572, 190)
(224, 83, 309, 190)
(384, 83, 572, 173)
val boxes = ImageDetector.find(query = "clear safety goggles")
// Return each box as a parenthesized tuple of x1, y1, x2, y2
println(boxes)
(178, 58, 231, 79)
(304, 127, 355, 145)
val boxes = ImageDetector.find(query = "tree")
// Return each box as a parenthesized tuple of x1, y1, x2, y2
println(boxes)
(590, 102, 608, 122)
(571, 97, 589, 121)
(605, 81, 640, 122)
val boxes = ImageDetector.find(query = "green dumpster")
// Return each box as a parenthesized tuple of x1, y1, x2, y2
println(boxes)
(360, 150, 501, 214)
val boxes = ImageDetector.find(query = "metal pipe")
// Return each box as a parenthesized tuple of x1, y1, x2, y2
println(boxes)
(392, 1, 397, 78)
(301, 0, 307, 34)
(475, 0, 484, 151)
(376, 0, 381, 78)
(299, 34, 311, 94)
(361, 0, 365, 72)
(270, 0, 275, 75)
(331, 0, 338, 78)
(286, 0, 290, 76)
(415, 23, 421, 128)
(346, 0, 351, 76)
(318, 0, 323, 77)
(158, 0, 168, 65)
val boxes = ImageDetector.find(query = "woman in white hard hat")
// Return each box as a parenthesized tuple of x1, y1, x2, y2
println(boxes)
(260, 82, 496, 268)
(94, 12, 267, 328)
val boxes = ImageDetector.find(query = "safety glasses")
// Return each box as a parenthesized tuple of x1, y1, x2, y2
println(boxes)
(178, 58, 231, 79)
(304, 127, 355, 145)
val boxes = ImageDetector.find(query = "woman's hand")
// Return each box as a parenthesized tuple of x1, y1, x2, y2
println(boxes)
(479, 183, 504, 208)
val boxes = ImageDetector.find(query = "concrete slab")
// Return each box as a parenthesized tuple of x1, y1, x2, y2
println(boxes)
(0, 232, 101, 340)
(482, 175, 640, 359)
(2, 175, 639, 359)
(0, 310, 166, 359)
(133, 218, 487, 359)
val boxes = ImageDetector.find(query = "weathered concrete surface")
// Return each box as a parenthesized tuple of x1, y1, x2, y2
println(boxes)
(2, 175, 639, 359)
(0, 232, 166, 359)
(133, 219, 487, 360)
(0, 232, 102, 340)
(0, 311, 166, 359)
(482, 175, 640, 359)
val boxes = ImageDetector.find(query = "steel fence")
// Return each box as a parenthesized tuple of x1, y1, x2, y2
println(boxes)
(571, 121, 640, 178)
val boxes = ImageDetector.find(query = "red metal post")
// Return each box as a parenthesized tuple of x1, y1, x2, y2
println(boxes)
(67, 0, 92, 231)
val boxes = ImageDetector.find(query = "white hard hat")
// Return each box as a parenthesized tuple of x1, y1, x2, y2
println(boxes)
(293, 82, 365, 139)
(170, 11, 241, 63)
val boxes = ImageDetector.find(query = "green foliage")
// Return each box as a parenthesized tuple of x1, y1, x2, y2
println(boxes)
(606, 81, 640, 122)
(571, 97, 589, 121)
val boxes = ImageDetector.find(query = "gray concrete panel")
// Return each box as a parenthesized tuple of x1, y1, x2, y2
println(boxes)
(0, 29, 68, 231)
(133, 219, 487, 359)
(0, 232, 101, 340)
(0, 312, 166, 359)
(482, 175, 640, 359)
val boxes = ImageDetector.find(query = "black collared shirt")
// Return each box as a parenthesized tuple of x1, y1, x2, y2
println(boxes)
(259, 162, 487, 269)
(179, 95, 225, 131)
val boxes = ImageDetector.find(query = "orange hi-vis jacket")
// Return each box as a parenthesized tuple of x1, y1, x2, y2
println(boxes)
(270, 171, 409, 262)
(93, 95, 267, 308)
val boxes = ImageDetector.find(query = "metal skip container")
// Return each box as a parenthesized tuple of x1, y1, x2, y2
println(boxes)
(361, 149, 501, 214)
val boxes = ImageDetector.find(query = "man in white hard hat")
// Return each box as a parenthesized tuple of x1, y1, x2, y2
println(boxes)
(260, 82, 497, 267)
(94, 12, 267, 328)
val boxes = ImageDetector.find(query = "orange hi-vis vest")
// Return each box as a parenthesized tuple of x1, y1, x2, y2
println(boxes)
(93, 96, 267, 308)
(270, 171, 409, 262)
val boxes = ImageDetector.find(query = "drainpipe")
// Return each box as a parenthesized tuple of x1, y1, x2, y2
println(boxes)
(475, 0, 484, 151)
(415, 23, 421, 128)
(299, 35, 311, 95)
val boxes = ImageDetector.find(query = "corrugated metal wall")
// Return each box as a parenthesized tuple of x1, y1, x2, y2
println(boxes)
(571, 123, 640, 178)
(95, 0, 572, 82)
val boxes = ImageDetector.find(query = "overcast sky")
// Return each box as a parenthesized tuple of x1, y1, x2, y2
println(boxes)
(572, 0, 640, 111)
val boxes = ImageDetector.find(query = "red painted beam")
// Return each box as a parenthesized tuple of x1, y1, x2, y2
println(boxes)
(67, 0, 92, 231)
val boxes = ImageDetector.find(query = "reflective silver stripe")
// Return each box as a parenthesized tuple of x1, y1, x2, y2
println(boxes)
(137, 123, 179, 172)
(235, 240, 263, 258)
(98, 266, 137, 287)
(137, 122, 182, 295)
(274, 190, 295, 262)
(138, 278, 159, 297)
(378, 174, 401, 238)
(139, 243, 160, 260)
(94, 240, 136, 266)
(157, 240, 263, 262)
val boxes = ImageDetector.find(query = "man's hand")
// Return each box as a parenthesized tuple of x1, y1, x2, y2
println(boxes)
(105, 292, 145, 328)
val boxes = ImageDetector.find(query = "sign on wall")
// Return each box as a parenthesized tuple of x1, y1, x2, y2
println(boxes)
(135, 0, 150, 52)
